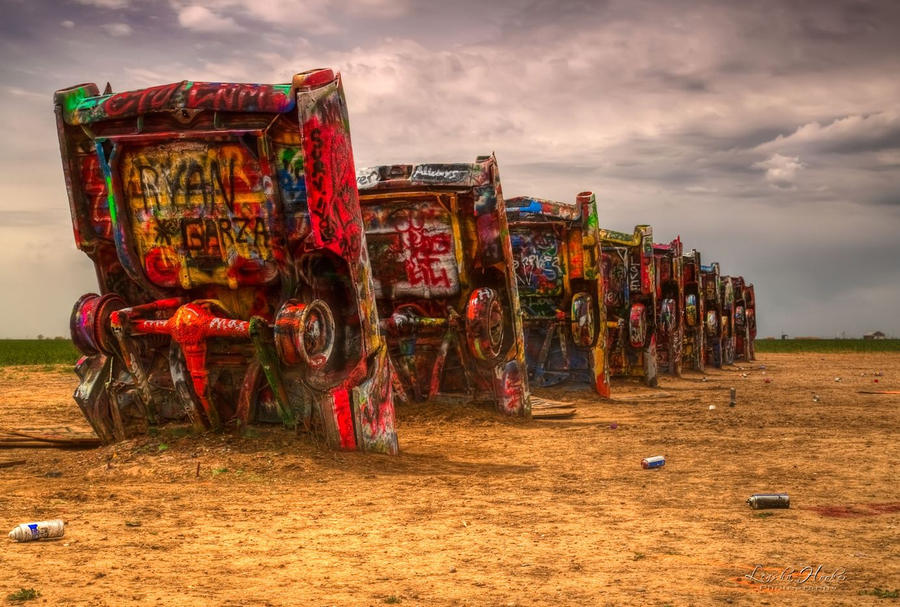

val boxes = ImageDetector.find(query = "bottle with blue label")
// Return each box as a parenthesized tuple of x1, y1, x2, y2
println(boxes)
(7, 519, 65, 542)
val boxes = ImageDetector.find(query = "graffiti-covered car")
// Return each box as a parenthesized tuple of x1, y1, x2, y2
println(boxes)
(700, 262, 723, 368)
(653, 237, 684, 376)
(744, 282, 757, 360)
(599, 225, 658, 387)
(681, 249, 705, 372)
(720, 275, 736, 365)
(505, 192, 610, 396)
(732, 276, 756, 362)
(55, 69, 398, 454)
(356, 155, 529, 415)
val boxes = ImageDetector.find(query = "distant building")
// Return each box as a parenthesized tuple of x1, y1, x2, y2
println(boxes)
(863, 331, 887, 340)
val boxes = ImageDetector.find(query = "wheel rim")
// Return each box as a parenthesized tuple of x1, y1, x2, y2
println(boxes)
(298, 300, 336, 371)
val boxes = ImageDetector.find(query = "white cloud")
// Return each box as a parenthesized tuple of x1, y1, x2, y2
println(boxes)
(101, 22, 133, 37)
(169, 0, 336, 33)
(61, 20, 75, 28)
(756, 109, 900, 155)
(753, 153, 805, 190)
(176, 5, 243, 33)
(685, 185, 719, 194)
(345, 0, 411, 17)
(5, 87, 44, 100)
(168, 0, 410, 35)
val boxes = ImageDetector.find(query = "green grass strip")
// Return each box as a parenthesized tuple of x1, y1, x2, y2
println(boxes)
(755, 339, 900, 353)
(0, 340, 81, 366)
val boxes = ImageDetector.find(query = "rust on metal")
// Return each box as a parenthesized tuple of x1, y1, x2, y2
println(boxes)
(653, 237, 684, 376)
(357, 155, 530, 416)
(732, 276, 756, 362)
(700, 262, 724, 368)
(55, 70, 397, 453)
(681, 248, 705, 372)
(599, 225, 658, 386)
(505, 192, 610, 396)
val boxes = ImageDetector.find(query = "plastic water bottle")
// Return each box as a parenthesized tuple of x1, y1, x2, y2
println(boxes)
(641, 456, 665, 469)
(8, 520, 65, 542)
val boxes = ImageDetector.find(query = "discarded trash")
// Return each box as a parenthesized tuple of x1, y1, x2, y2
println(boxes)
(0, 426, 101, 449)
(609, 423, 618, 430)
(532, 408, 576, 419)
(813, 394, 821, 402)
(614, 392, 673, 402)
(764, 378, 772, 384)
(729, 387, 736, 407)
(702, 377, 708, 382)
(747, 494, 790, 509)
(530, 397, 575, 420)
(8, 519, 65, 542)
(874, 371, 883, 377)
(834, 377, 842, 382)
(708, 405, 716, 410)
(758, 365, 767, 370)
(641, 456, 665, 469)
(874, 379, 879, 383)
(741, 373, 748, 378)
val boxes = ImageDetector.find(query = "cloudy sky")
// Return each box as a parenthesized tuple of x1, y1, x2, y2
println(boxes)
(1, 0, 899, 338)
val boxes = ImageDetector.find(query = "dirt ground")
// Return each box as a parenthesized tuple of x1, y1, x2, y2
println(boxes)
(0, 353, 898, 606)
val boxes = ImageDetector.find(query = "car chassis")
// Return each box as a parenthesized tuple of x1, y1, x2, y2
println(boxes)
(357, 155, 529, 415)
(505, 192, 610, 396)
(55, 69, 398, 453)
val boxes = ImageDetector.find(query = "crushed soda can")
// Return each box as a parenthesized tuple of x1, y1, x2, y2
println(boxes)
(747, 494, 790, 509)
(641, 456, 665, 469)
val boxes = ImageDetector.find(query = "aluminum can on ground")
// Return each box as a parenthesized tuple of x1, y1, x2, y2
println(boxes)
(641, 456, 665, 469)
(746, 494, 790, 509)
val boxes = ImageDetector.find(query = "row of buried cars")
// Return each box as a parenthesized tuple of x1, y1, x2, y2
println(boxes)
(53, 70, 755, 455)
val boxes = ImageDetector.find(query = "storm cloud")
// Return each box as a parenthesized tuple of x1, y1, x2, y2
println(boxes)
(0, 0, 898, 338)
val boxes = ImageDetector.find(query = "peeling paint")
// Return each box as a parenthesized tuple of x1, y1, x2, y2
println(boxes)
(55, 70, 397, 454)
(506, 192, 609, 396)
(358, 155, 529, 416)
(653, 237, 684, 376)
(600, 225, 658, 387)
